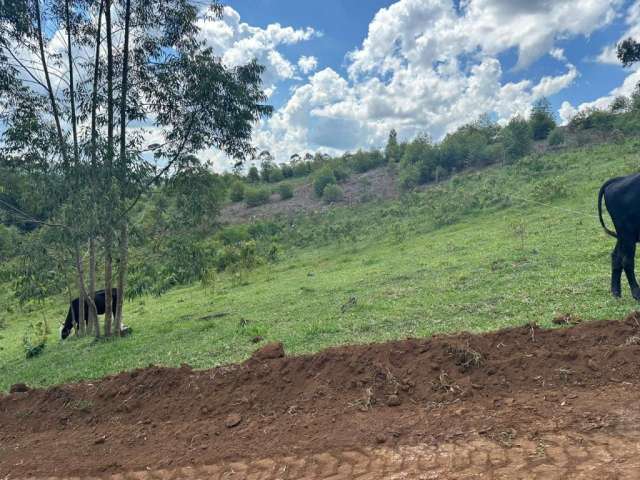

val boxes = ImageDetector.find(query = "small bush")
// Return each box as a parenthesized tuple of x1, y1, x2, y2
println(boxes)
(229, 182, 245, 202)
(281, 164, 294, 178)
(247, 166, 260, 183)
(532, 177, 569, 201)
(268, 167, 284, 183)
(293, 161, 312, 177)
(398, 165, 420, 191)
(332, 165, 349, 182)
(313, 167, 337, 197)
(278, 183, 294, 200)
(245, 188, 271, 207)
(323, 184, 344, 203)
(547, 129, 565, 147)
(22, 318, 47, 359)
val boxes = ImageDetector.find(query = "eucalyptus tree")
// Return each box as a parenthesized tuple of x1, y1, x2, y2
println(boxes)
(1, 0, 272, 338)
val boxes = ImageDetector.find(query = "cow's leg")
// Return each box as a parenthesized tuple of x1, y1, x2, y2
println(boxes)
(611, 241, 623, 297)
(620, 239, 640, 300)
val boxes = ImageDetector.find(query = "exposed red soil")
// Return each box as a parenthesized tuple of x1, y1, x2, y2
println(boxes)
(3, 316, 640, 478)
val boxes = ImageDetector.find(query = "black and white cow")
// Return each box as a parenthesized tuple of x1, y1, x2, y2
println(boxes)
(61, 288, 118, 339)
(598, 174, 640, 300)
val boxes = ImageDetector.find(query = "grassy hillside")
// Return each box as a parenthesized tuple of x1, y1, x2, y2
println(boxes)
(1, 138, 639, 391)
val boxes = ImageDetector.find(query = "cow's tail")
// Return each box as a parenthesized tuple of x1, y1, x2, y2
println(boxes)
(598, 179, 618, 239)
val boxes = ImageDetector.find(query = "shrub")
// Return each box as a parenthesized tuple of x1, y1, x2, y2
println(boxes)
(313, 167, 337, 197)
(247, 166, 260, 183)
(22, 319, 48, 359)
(529, 98, 556, 140)
(532, 177, 569, 201)
(398, 165, 419, 191)
(568, 108, 614, 131)
(323, 184, 344, 203)
(268, 167, 284, 183)
(351, 150, 385, 173)
(245, 187, 271, 207)
(281, 164, 294, 178)
(278, 183, 294, 200)
(503, 116, 532, 161)
(293, 161, 312, 177)
(229, 182, 245, 202)
(332, 165, 349, 181)
(548, 129, 565, 147)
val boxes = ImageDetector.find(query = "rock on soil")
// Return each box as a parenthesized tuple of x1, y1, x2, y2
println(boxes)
(225, 413, 242, 428)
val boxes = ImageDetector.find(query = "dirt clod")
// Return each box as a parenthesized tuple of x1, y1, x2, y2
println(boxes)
(249, 342, 285, 361)
(93, 435, 106, 445)
(225, 413, 242, 428)
(386, 395, 401, 407)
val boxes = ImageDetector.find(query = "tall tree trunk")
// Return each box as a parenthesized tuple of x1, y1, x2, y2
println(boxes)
(115, 223, 128, 334)
(65, 0, 86, 336)
(114, 0, 131, 336)
(104, 0, 114, 337)
(89, 238, 98, 336)
(74, 244, 98, 334)
(34, 0, 69, 168)
(88, 0, 104, 339)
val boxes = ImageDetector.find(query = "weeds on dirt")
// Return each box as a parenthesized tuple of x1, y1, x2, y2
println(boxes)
(447, 342, 483, 371)
(431, 371, 462, 394)
(624, 336, 640, 346)
(349, 387, 375, 412)
(66, 399, 93, 412)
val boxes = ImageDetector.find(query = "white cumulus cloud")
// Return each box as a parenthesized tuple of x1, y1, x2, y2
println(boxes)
(298, 55, 318, 74)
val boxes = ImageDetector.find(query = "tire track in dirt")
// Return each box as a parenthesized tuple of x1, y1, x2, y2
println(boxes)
(12, 430, 640, 479)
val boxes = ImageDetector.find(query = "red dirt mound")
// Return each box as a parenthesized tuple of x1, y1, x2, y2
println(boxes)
(3, 318, 640, 477)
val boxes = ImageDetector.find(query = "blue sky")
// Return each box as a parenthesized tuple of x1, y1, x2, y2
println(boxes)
(197, 0, 640, 169)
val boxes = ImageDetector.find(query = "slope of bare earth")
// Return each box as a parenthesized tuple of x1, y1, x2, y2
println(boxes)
(3, 315, 640, 479)
(220, 166, 398, 224)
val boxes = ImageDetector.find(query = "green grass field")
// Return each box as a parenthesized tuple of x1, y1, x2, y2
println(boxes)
(2, 139, 640, 392)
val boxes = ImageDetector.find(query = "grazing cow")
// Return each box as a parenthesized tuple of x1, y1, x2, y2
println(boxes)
(61, 288, 118, 339)
(598, 174, 640, 300)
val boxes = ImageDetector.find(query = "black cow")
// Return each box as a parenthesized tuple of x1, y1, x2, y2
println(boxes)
(598, 174, 640, 300)
(61, 288, 118, 339)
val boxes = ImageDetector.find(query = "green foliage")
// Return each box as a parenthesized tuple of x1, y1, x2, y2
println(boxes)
(268, 167, 284, 183)
(22, 318, 48, 359)
(529, 98, 556, 140)
(503, 116, 532, 161)
(313, 167, 337, 197)
(229, 182, 245, 202)
(532, 177, 569, 201)
(351, 149, 385, 173)
(278, 183, 294, 200)
(385, 129, 401, 163)
(293, 161, 312, 177)
(245, 187, 271, 207)
(281, 164, 294, 178)
(332, 165, 350, 182)
(610, 95, 630, 113)
(322, 184, 344, 203)
(547, 129, 565, 147)
(247, 166, 260, 183)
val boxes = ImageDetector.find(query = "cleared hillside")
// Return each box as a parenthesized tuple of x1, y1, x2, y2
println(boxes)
(1, 138, 639, 391)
